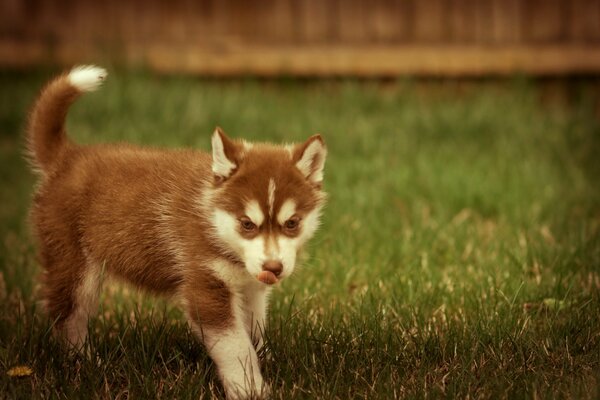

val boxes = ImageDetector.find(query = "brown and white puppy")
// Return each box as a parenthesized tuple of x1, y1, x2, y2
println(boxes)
(26, 66, 326, 399)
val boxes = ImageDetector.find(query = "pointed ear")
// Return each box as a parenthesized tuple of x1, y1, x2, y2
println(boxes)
(293, 134, 327, 186)
(211, 127, 239, 183)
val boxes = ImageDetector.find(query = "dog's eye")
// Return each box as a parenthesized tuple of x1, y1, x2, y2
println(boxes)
(284, 217, 300, 231)
(240, 217, 257, 232)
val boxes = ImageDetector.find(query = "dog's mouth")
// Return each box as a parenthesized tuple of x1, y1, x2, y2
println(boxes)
(229, 255, 280, 284)
(257, 270, 279, 285)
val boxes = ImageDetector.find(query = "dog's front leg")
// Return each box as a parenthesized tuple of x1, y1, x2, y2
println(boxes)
(203, 323, 264, 399)
(183, 279, 265, 399)
(243, 285, 272, 350)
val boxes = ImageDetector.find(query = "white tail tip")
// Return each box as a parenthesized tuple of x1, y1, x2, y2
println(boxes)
(68, 65, 107, 92)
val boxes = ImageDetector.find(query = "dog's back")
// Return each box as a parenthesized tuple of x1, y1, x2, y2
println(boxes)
(32, 144, 212, 294)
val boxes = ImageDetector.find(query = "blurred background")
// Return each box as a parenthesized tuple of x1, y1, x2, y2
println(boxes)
(1, 0, 600, 76)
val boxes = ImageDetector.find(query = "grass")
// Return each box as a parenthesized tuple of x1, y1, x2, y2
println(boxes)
(0, 68, 599, 399)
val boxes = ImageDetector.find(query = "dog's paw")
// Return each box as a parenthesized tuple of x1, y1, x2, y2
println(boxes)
(224, 381, 271, 400)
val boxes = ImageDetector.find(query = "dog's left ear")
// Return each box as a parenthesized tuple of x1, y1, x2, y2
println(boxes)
(211, 127, 239, 183)
(293, 134, 327, 187)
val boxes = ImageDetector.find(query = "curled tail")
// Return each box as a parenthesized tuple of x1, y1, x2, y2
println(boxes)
(27, 65, 107, 173)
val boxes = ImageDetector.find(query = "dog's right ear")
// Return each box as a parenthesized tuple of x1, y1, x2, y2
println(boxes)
(211, 127, 239, 184)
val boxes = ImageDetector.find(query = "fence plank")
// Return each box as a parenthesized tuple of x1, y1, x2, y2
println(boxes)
(337, 0, 368, 42)
(366, 0, 408, 43)
(491, 0, 522, 44)
(262, 0, 295, 43)
(568, 0, 600, 42)
(413, 0, 447, 42)
(296, 0, 336, 43)
(448, 0, 476, 43)
(523, 0, 565, 42)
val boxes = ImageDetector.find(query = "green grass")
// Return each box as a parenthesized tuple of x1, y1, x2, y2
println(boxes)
(0, 69, 599, 399)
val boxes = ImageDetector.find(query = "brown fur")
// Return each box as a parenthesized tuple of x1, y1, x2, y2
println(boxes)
(216, 145, 322, 223)
(27, 73, 79, 172)
(30, 142, 237, 328)
(26, 67, 328, 398)
(26, 69, 324, 337)
(26, 73, 236, 332)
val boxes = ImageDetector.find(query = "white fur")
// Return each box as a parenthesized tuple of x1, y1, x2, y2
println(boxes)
(68, 65, 107, 92)
(181, 259, 268, 397)
(212, 130, 237, 178)
(213, 202, 322, 283)
(268, 179, 276, 218)
(242, 285, 271, 349)
(64, 258, 103, 348)
(297, 206, 323, 246)
(275, 237, 297, 279)
(213, 209, 244, 256)
(284, 144, 294, 158)
(277, 199, 296, 225)
(213, 209, 266, 278)
(206, 191, 324, 396)
(296, 139, 327, 184)
(245, 200, 264, 227)
(241, 140, 254, 151)
(243, 237, 267, 277)
(275, 206, 322, 279)
(190, 289, 265, 399)
(263, 235, 279, 260)
(209, 260, 255, 295)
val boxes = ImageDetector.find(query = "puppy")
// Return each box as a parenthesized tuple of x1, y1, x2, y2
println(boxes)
(26, 66, 326, 399)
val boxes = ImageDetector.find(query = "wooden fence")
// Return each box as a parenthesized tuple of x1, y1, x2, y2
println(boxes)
(1, 0, 600, 76)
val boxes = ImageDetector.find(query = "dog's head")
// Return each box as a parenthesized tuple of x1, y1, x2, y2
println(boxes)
(208, 127, 326, 285)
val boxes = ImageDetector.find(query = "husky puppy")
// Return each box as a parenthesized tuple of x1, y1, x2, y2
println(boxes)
(26, 66, 326, 399)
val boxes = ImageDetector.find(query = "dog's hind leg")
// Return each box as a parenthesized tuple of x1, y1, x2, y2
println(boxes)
(63, 257, 103, 349)
(41, 244, 103, 350)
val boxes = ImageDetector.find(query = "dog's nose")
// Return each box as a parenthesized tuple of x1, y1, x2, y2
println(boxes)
(262, 260, 283, 277)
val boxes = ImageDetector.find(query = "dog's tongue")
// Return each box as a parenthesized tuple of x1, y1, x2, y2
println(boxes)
(257, 270, 279, 285)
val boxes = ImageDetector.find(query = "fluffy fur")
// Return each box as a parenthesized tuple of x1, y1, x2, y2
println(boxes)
(26, 65, 327, 399)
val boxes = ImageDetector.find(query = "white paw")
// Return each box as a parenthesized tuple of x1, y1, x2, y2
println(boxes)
(68, 65, 107, 92)
(224, 379, 269, 399)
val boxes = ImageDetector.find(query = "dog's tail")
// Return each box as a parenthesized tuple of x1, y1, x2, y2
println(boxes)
(26, 65, 107, 173)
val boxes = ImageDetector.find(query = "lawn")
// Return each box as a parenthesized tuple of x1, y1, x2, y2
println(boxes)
(0, 69, 599, 399)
